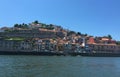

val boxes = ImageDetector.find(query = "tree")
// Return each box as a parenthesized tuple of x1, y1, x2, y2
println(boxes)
(33, 20, 39, 24)
(24, 24, 28, 28)
(84, 33, 88, 36)
(22, 23, 25, 26)
(108, 34, 112, 39)
(41, 24, 47, 28)
(14, 24, 19, 28)
(67, 31, 76, 36)
(49, 24, 54, 30)
(19, 24, 22, 28)
(77, 32, 81, 36)
(116, 41, 120, 45)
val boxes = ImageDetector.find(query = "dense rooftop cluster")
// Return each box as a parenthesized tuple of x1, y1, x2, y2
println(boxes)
(0, 20, 120, 52)
(0, 20, 120, 46)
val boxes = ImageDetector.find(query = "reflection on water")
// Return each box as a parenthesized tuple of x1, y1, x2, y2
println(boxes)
(0, 56, 120, 77)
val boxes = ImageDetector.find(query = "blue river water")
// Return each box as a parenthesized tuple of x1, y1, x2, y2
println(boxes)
(0, 56, 120, 77)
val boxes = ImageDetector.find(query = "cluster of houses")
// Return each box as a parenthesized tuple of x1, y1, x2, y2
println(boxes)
(0, 22, 82, 52)
(87, 36, 120, 52)
(0, 21, 120, 53)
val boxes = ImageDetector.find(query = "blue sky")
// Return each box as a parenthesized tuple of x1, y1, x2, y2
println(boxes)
(0, 0, 120, 40)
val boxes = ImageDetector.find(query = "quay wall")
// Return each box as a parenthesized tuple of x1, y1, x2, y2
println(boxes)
(88, 44, 120, 53)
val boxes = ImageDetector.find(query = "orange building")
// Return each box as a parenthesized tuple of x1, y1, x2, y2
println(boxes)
(88, 37, 95, 44)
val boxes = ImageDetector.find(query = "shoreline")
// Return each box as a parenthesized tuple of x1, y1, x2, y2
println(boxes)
(1, 51, 120, 57)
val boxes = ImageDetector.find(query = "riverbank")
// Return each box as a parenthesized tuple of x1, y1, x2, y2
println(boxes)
(1, 51, 120, 57)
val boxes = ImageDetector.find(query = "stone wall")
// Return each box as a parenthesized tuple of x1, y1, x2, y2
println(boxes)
(88, 44, 120, 53)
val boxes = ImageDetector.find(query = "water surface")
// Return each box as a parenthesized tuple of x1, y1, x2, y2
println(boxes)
(0, 56, 120, 77)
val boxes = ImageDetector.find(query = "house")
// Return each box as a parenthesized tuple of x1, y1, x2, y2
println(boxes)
(100, 37, 114, 44)
(87, 37, 95, 44)
(0, 29, 4, 32)
(29, 23, 42, 29)
(88, 43, 120, 52)
(0, 27, 10, 32)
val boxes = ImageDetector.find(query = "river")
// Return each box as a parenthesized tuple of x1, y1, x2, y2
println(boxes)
(0, 55, 120, 77)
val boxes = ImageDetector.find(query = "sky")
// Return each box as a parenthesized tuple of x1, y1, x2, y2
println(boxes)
(0, 0, 120, 40)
